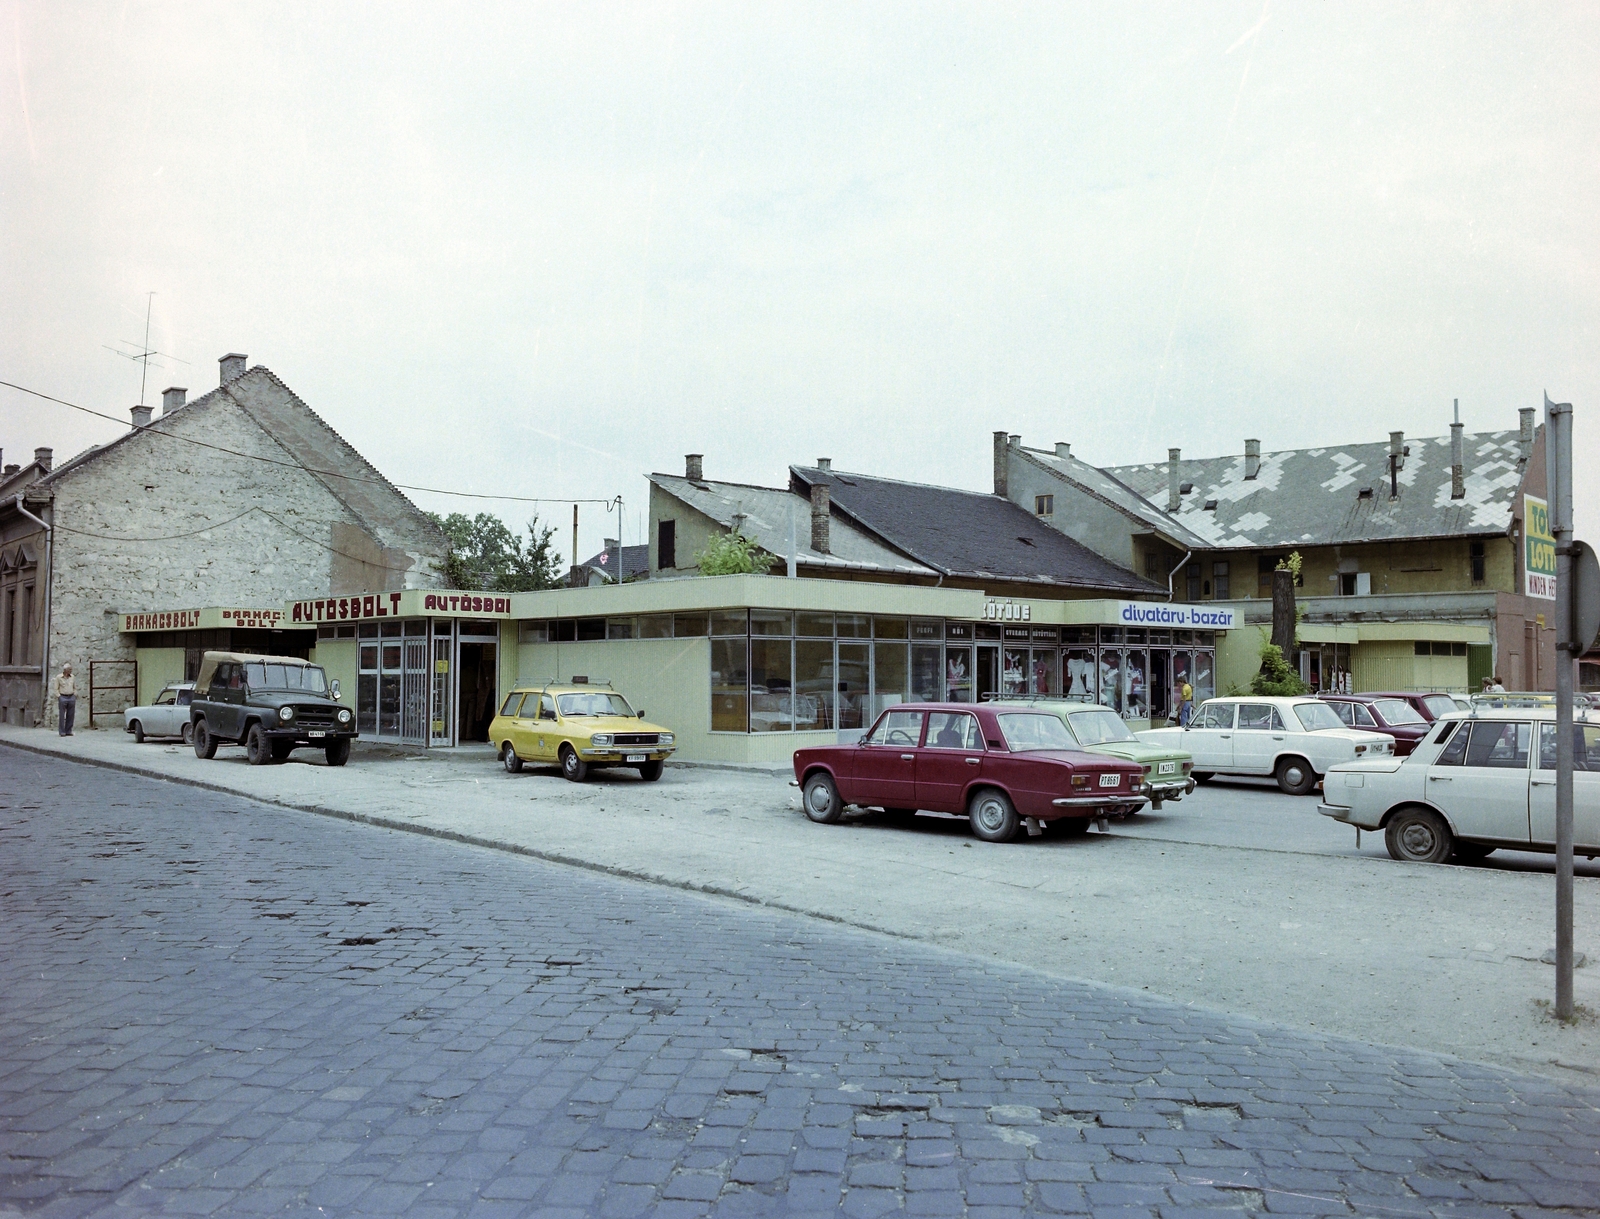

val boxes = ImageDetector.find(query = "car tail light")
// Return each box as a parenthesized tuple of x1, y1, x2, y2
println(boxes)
(1071, 774, 1091, 789)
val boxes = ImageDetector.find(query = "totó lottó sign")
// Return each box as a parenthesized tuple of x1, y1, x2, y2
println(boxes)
(286, 590, 515, 624)
(1524, 494, 1556, 600)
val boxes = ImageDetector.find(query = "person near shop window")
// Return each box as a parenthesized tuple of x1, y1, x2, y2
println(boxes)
(54, 664, 76, 736)
(1177, 680, 1194, 725)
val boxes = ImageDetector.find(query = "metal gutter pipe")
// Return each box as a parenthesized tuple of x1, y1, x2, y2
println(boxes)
(13, 495, 53, 726)
(1167, 550, 1192, 602)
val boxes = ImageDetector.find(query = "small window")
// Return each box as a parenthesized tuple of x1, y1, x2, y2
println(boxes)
(638, 614, 673, 639)
(658, 519, 677, 570)
(500, 694, 524, 717)
(1330, 701, 1354, 726)
(673, 612, 710, 638)
(1145, 551, 1159, 577)
(1192, 703, 1233, 730)
(607, 618, 635, 640)
(863, 708, 924, 747)
(519, 621, 550, 644)
(1351, 703, 1377, 728)
(925, 712, 982, 750)
(1464, 721, 1531, 769)
(517, 696, 540, 719)
(1237, 704, 1275, 730)
(1414, 641, 1431, 657)
(1034, 494, 1054, 516)
(540, 694, 557, 720)
(1470, 540, 1485, 584)
(576, 618, 606, 641)
(1212, 561, 1230, 600)
(1341, 572, 1358, 596)
(154, 690, 175, 706)
(1434, 721, 1469, 766)
(1186, 566, 1201, 601)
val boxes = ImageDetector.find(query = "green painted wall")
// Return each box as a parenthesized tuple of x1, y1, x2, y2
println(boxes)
(135, 648, 186, 705)
(310, 639, 359, 715)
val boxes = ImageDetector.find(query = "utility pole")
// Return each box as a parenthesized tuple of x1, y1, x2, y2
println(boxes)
(1544, 393, 1575, 1020)
(571, 504, 579, 588)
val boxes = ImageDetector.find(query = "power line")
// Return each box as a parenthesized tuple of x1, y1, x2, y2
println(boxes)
(1, 378, 621, 508)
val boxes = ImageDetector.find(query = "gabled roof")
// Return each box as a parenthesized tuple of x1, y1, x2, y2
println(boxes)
(1103, 430, 1527, 549)
(651, 473, 939, 577)
(578, 543, 650, 582)
(1020, 448, 1212, 551)
(789, 467, 1162, 594)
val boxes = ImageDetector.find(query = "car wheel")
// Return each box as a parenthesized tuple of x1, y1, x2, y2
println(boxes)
(968, 788, 1020, 843)
(325, 738, 351, 767)
(638, 760, 664, 782)
(181, 722, 193, 745)
(1191, 771, 1214, 784)
(193, 719, 218, 760)
(1275, 756, 1317, 796)
(130, 720, 145, 744)
(560, 745, 588, 783)
(1453, 841, 1496, 864)
(802, 772, 843, 823)
(246, 723, 272, 766)
(502, 742, 523, 773)
(1385, 806, 1453, 864)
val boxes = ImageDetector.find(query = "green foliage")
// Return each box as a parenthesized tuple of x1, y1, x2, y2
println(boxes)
(696, 530, 774, 576)
(1250, 637, 1309, 696)
(1276, 550, 1304, 581)
(427, 512, 563, 592)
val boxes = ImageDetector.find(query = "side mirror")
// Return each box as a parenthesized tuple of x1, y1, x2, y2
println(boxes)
(637, 709, 646, 719)
(330, 679, 342, 701)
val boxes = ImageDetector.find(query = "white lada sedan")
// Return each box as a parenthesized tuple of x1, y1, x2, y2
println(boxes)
(1319, 707, 1600, 864)
(1139, 696, 1394, 795)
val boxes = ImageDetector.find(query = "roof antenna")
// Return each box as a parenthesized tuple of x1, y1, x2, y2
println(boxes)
(103, 292, 188, 407)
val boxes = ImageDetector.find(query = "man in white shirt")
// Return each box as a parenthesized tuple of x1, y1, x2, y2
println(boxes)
(54, 664, 77, 736)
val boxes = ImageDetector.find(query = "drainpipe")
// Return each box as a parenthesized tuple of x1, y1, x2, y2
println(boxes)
(1167, 549, 1192, 602)
(14, 495, 53, 726)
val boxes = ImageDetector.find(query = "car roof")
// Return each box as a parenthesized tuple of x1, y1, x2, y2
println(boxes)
(509, 685, 622, 695)
(1204, 695, 1317, 704)
(1440, 706, 1596, 722)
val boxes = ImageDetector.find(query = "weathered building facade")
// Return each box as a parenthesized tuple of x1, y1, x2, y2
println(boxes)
(0, 354, 446, 727)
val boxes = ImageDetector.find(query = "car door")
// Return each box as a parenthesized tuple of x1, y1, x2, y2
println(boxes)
(1231, 703, 1282, 774)
(1428, 719, 1531, 843)
(852, 708, 924, 807)
(1183, 702, 1235, 769)
(532, 693, 561, 762)
(1530, 723, 1600, 851)
(147, 688, 177, 735)
(497, 693, 528, 753)
(916, 710, 985, 813)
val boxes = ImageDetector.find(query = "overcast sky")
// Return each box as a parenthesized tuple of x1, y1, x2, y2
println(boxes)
(3, 1, 1596, 565)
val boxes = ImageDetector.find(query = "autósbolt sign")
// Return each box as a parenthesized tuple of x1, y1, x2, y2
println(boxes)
(287, 590, 516, 624)
(1117, 601, 1236, 630)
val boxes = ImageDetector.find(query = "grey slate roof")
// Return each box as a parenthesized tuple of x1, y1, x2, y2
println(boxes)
(579, 543, 650, 582)
(1021, 447, 1212, 550)
(650, 474, 938, 577)
(1102, 430, 1527, 549)
(789, 467, 1162, 594)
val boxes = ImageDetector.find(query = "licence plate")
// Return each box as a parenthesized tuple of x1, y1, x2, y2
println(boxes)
(1098, 773, 1120, 787)
(1157, 761, 1177, 775)
(308, 731, 326, 739)
(626, 754, 646, 763)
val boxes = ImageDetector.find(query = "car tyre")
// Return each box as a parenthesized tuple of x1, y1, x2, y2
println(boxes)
(638, 760, 664, 782)
(802, 771, 843, 823)
(1385, 806, 1453, 864)
(969, 788, 1020, 843)
(193, 719, 218, 759)
(502, 742, 523, 773)
(246, 723, 272, 766)
(181, 722, 193, 745)
(560, 745, 588, 783)
(1275, 756, 1317, 796)
(130, 720, 145, 744)
(325, 738, 351, 767)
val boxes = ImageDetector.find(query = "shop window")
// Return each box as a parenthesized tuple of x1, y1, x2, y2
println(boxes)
(358, 623, 378, 639)
(711, 610, 747, 636)
(607, 618, 635, 640)
(1062, 627, 1094, 646)
(551, 619, 577, 642)
(710, 638, 747, 731)
(945, 621, 973, 642)
(944, 645, 974, 702)
(750, 610, 793, 636)
(638, 615, 673, 639)
(1064, 648, 1095, 699)
(797, 612, 834, 638)
(836, 614, 870, 638)
(911, 644, 942, 702)
(836, 642, 871, 729)
(519, 621, 550, 644)
(1452, 643, 1467, 657)
(749, 639, 793, 731)
(1032, 649, 1060, 696)
(1470, 540, 1486, 583)
(1002, 647, 1029, 696)
(1414, 641, 1431, 657)
(873, 618, 908, 640)
(673, 612, 709, 638)
(1034, 494, 1054, 517)
(911, 619, 942, 642)
(577, 618, 606, 641)
(1212, 561, 1230, 599)
(795, 640, 835, 728)
(872, 641, 908, 720)
(380, 620, 402, 638)
(658, 519, 677, 569)
(434, 619, 452, 636)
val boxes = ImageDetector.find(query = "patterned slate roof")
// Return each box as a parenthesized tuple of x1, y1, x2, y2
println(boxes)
(1102, 430, 1528, 549)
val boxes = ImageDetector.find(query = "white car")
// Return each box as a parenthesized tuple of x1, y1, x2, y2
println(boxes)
(1319, 707, 1600, 864)
(1139, 696, 1394, 795)
(123, 682, 196, 743)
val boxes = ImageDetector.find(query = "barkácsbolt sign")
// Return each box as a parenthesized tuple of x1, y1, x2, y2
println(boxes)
(286, 590, 515, 624)
(119, 606, 285, 633)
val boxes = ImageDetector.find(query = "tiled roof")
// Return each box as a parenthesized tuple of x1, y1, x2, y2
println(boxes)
(1021, 448, 1212, 550)
(651, 474, 938, 577)
(1102, 430, 1527, 549)
(789, 467, 1162, 594)
(579, 543, 650, 582)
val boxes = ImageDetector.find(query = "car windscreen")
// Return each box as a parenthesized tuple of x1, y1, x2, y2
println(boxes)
(556, 692, 635, 717)
(1373, 699, 1426, 725)
(1066, 709, 1136, 745)
(1294, 702, 1346, 732)
(243, 663, 328, 694)
(1421, 694, 1458, 719)
(998, 712, 1078, 752)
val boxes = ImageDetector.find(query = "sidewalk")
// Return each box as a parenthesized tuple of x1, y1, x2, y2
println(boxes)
(4, 721, 1599, 1083)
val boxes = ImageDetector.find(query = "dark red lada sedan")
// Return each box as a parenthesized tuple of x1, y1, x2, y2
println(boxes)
(1318, 693, 1432, 756)
(792, 703, 1146, 843)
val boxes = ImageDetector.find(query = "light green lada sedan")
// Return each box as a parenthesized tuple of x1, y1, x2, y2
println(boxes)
(991, 697, 1196, 808)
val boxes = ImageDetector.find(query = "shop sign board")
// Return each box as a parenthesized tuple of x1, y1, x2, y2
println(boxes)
(1115, 601, 1236, 630)
(286, 589, 516, 624)
(982, 599, 1032, 622)
(1524, 494, 1557, 600)
(119, 606, 286, 633)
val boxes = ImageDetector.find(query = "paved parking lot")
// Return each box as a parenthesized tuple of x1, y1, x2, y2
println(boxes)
(4, 750, 1600, 1218)
(3, 727, 1599, 1085)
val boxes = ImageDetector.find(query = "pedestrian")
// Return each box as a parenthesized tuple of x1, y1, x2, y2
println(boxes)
(1178, 680, 1194, 725)
(54, 664, 77, 736)
(1489, 675, 1507, 694)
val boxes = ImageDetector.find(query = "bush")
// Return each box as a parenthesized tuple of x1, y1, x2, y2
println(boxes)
(695, 531, 774, 576)
(1250, 639, 1309, 697)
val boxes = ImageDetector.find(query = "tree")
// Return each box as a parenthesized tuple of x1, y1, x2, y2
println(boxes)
(1250, 636, 1309, 697)
(695, 530, 774, 576)
(427, 511, 563, 592)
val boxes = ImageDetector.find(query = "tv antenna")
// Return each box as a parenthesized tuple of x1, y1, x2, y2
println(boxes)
(104, 292, 188, 407)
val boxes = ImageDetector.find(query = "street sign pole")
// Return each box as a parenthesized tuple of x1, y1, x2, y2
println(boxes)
(1544, 393, 1575, 1020)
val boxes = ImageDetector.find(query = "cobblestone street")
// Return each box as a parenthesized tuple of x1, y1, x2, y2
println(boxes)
(3, 751, 1599, 1218)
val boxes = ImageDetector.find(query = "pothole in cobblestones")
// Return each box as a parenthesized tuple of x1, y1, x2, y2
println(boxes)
(1180, 1102, 1243, 1123)
(339, 936, 382, 946)
(1042, 1109, 1100, 1129)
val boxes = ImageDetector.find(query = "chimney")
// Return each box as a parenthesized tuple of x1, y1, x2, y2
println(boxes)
(1244, 438, 1261, 480)
(1054, 442, 1071, 459)
(1388, 430, 1405, 499)
(161, 386, 186, 415)
(1450, 400, 1465, 500)
(219, 353, 247, 384)
(816, 457, 831, 472)
(603, 537, 618, 554)
(1518, 407, 1535, 466)
(810, 484, 831, 554)
(3, 465, 19, 477)
(34, 447, 52, 472)
(131, 404, 153, 429)
(1167, 448, 1182, 511)
(993, 431, 1009, 496)
(730, 512, 748, 537)
(685, 453, 703, 482)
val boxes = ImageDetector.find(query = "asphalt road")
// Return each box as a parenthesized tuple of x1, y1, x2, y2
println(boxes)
(4, 751, 1600, 1218)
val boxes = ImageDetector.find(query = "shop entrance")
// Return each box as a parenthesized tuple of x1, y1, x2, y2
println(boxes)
(456, 641, 497, 743)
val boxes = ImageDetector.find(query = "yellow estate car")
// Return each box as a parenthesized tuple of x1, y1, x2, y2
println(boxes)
(490, 684, 676, 782)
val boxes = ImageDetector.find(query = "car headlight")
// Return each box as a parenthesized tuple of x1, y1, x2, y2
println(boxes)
(659, 733, 674, 746)
(592, 734, 613, 747)
(337, 708, 352, 724)
(278, 706, 294, 722)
